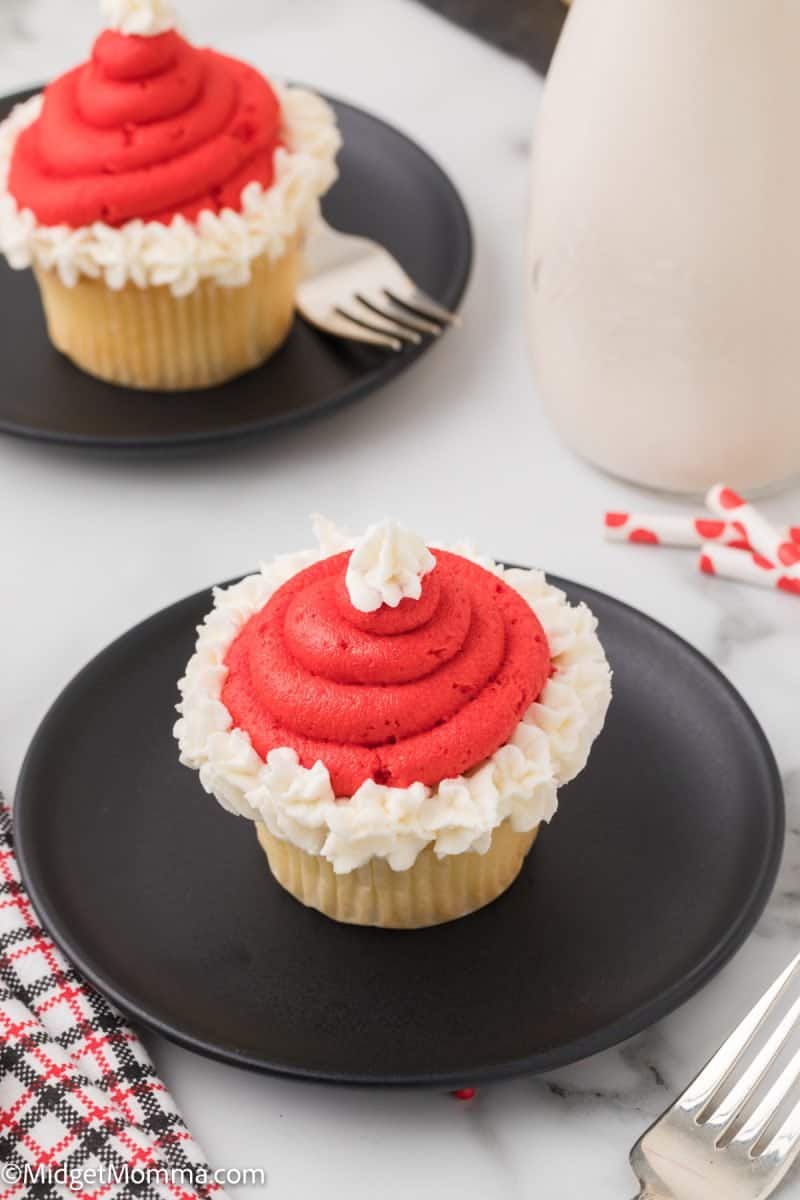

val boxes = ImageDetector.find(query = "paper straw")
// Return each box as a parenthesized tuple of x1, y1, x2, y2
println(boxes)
(706, 485, 800, 571)
(604, 512, 753, 549)
(699, 544, 800, 596)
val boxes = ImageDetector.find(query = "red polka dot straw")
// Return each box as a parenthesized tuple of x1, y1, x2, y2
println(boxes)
(603, 512, 755, 549)
(707, 484, 800, 573)
(604, 490, 800, 597)
(0, 799, 228, 1200)
(699, 545, 800, 596)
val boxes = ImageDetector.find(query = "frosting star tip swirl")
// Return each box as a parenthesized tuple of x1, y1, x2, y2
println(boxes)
(101, 0, 178, 37)
(345, 519, 436, 612)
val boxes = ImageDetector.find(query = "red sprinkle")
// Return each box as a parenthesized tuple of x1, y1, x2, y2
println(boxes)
(752, 551, 774, 571)
(629, 529, 659, 544)
(778, 576, 800, 596)
(453, 1088, 476, 1101)
(604, 512, 629, 527)
(789, 527, 800, 547)
(700, 554, 715, 575)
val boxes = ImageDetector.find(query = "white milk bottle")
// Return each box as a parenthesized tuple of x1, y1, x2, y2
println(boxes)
(527, 0, 800, 494)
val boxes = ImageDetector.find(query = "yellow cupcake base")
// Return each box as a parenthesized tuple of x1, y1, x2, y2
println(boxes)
(33, 242, 300, 391)
(255, 820, 539, 929)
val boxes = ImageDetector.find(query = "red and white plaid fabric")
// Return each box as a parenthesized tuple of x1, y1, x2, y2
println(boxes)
(0, 801, 228, 1200)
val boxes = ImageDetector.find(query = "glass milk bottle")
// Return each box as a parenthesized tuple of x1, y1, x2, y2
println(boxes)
(527, 0, 800, 494)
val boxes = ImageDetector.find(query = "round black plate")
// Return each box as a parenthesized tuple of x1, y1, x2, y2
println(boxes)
(0, 88, 471, 449)
(14, 574, 783, 1086)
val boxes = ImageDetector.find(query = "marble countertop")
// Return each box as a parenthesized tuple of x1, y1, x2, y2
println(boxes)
(1, 2, 799, 1197)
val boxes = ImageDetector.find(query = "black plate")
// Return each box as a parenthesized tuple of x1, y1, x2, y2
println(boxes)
(14, 574, 783, 1086)
(420, 0, 566, 75)
(0, 88, 471, 449)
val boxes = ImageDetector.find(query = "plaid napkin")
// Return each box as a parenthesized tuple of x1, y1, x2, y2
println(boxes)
(0, 801, 227, 1200)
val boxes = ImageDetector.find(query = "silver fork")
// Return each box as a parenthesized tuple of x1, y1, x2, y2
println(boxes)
(296, 217, 461, 351)
(630, 952, 800, 1199)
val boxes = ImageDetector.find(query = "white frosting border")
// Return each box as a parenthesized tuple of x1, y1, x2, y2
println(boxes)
(0, 83, 341, 297)
(174, 525, 613, 875)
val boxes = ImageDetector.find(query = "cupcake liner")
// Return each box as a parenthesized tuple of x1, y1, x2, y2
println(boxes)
(256, 819, 540, 929)
(33, 242, 300, 391)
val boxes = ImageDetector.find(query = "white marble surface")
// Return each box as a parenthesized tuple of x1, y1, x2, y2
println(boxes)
(2, 2, 800, 1197)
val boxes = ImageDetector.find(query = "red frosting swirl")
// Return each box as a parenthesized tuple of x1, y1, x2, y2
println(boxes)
(222, 551, 552, 796)
(7, 30, 282, 227)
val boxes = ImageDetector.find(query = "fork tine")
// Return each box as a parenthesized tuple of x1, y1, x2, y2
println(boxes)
(386, 288, 462, 327)
(679, 952, 800, 1115)
(333, 307, 405, 351)
(759, 1084, 800, 1166)
(323, 310, 403, 352)
(732, 1044, 800, 1153)
(704, 990, 800, 1138)
(349, 300, 422, 344)
(356, 294, 443, 337)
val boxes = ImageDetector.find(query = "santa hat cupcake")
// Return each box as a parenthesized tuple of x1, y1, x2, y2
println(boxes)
(175, 519, 613, 928)
(0, 0, 340, 390)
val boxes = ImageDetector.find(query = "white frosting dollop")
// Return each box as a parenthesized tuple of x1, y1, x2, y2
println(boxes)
(345, 519, 436, 612)
(101, 0, 177, 37)
(0, 85, 341, 297)
(174, 521, 613, 874)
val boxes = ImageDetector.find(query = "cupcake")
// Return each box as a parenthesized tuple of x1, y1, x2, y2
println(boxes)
(175, 519, 612, 928)
(0, 0, 340, 390)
